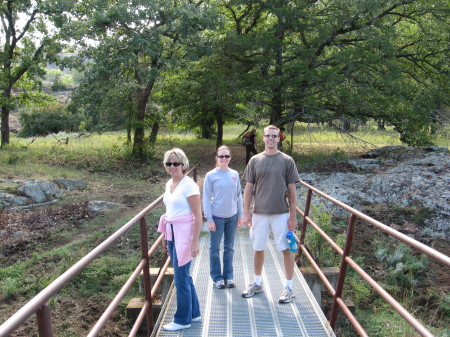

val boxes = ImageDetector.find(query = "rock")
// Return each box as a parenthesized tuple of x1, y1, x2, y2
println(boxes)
(12, 231, 24, 239)
(53, 179, 87, 191)
(18, 181, 61, 203)
(88, 200, 120, 212)
(1, 178, 88, 209)
(0, 192, 29, 207)
(299, 148, 450, 238)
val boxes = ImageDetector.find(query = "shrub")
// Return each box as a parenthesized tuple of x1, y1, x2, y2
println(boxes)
(374, 240, 427, 289)
(51, 74, 68, 91)
(19, 102, 86, 137)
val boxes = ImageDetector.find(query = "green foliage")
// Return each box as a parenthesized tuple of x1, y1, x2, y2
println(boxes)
(19, 102, 86, 137)
(51, 74, 69, 91)
(374, 241, 428, 290)
(302, 199, 346, 267)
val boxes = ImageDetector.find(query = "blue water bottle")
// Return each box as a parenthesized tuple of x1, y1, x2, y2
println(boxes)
(286, 231, 298, 252)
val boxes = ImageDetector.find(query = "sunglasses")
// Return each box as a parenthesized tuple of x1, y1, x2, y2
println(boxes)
(165, 162, 183, 167)
(264, 134, 278, 138)
(217, 155, 231, 159)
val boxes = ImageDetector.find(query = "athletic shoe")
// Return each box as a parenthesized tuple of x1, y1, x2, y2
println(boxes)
(225, 279, 236, 288)
(163, 322, 191, 331)
(241, 282, 263, 298)
(192, 316, 201, 322)
(278, 287, 295, 303)
(214, 280, 226, 289)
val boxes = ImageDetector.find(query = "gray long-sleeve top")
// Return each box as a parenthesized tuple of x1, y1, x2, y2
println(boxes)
(202, 168, 244, 223)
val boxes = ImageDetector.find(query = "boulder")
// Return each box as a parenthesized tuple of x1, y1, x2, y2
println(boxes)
(0, 192, 29, 208)
(53, 179, 87, 191)
(299, 149, 449, 238)
(18, 181, 61, 203)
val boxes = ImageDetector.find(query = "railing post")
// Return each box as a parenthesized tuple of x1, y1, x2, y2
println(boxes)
(297, 189, 313, 265)
(140, 218, 154, 336)
(329, 213, 357, 329)
(36, 302, 54, 337)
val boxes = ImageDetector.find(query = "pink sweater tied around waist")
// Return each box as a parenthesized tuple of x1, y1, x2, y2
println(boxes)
(158, 212, 195, 267)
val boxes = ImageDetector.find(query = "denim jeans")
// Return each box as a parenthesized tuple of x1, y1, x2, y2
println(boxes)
(209, 214, 238, 282)
(167, 235, 200, 325)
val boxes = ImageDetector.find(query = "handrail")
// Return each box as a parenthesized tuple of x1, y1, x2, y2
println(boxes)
(296, 180, 450, 337)
(0, 168, 196, 337)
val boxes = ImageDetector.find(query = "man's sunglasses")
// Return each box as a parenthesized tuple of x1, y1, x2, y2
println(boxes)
(217, 155, 231, 159)
(165, 162, 183, 167)
(264, 134, 278, 138)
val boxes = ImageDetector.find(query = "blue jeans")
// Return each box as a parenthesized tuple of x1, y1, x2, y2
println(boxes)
(167, 238, 200, 325)
(209, 214, 238, 282)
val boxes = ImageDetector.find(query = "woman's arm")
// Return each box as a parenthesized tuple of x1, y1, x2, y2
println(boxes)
(188, 194, 203, 257)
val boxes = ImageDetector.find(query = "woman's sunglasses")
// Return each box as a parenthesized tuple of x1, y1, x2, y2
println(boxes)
(217, 155, 231, 159)
(165, 162, 183, 167)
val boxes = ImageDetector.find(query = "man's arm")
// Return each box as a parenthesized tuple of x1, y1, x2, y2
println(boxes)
(242, 182, 254, 227)
(287, 182, 298, 231)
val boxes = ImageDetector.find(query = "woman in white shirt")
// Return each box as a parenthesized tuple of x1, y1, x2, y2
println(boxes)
(157, 148, 202, 331)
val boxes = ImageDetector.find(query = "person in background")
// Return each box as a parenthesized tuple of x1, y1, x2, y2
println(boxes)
(242, 128, 258, 164)
(278, 127, 286, 150)
(241, 125, 300, 303)
(203, 145, 244, 289)
(158, 148, 202, 331)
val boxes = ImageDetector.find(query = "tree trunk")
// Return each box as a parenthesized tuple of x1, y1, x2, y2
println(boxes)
(1, 88, 12, 147)
(132, 85, 152, 159)
(1, 105, 10, 147)
(126, 118, 132, 143)
(149, 120, 159, 144)
(215, 108, 224, 149)
(343, 120, 351, 131)
(201, 116, 215, 139)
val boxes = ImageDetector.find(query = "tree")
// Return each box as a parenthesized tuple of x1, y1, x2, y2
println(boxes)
(216, 0, 449, 145)
(69, 0, 217, 158)
(0, 0, 71, 147)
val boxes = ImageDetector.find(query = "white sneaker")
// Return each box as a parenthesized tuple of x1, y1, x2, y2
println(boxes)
(279, 287, 295, 303)
(163, 322, 191, 331)
(192, 316, 201, 322)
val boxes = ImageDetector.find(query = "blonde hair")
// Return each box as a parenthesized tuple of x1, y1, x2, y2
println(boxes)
(216, 145, 231, 167)
(264, 125, 280, 135)
(163, 148, 189, 173)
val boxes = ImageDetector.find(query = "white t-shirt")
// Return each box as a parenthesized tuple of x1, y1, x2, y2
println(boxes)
(163, 176, 200, 218)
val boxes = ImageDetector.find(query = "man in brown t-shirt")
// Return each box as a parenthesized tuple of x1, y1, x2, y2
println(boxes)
(241, 125, 300, 303)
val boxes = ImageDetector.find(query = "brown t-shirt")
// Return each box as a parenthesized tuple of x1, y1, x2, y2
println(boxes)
(243, 152, 300, 214)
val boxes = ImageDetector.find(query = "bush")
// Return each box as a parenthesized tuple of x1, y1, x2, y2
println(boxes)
(51, 74, 68, 91)
(19, 102, 86, 137)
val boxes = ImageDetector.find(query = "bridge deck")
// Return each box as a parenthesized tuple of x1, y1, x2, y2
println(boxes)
(152, 229, 335, 337)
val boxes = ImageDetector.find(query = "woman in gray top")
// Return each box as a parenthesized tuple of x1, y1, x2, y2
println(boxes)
(202, 145, 244, 289)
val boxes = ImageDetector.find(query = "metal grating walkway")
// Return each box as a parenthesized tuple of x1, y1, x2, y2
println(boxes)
(152, 229, 335, 337)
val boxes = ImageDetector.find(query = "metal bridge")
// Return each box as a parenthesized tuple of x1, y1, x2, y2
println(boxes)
(152, 232, 335, 337)
(1, 171, 449, 337)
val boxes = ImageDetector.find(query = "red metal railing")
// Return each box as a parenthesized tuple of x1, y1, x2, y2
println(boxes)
(0, 168, 197, 337)
(296, 180, 450, 337)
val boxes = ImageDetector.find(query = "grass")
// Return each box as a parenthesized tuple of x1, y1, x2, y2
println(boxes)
(0, 121, 449, 336)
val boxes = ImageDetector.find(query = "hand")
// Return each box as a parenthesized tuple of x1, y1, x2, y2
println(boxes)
(191, 240, 199, 257)
(208, 221, 216, 232)
(288, 214, 297, 231)
(242, 215, 252, 227)
(162, 238, 168, 255)
(237, 218, 244, 228)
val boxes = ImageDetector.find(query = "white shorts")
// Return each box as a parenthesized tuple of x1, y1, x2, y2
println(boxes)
(250, 213, 289, 251)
